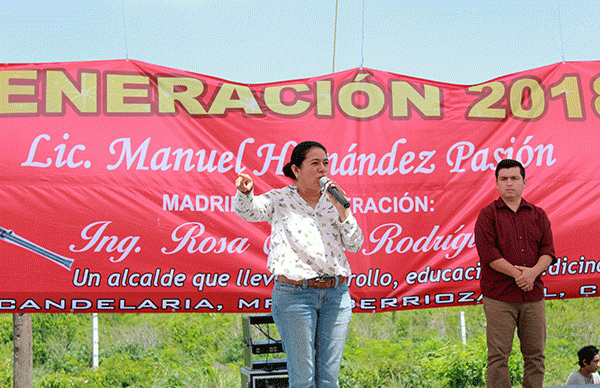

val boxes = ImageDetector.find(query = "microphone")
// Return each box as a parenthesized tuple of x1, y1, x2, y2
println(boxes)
(319, 177, 351, 209)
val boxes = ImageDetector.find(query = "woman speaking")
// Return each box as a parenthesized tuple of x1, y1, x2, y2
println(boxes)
(234, 141, 364, 388)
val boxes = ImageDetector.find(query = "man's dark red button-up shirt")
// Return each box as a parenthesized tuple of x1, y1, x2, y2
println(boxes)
(474, 197, 556, 303)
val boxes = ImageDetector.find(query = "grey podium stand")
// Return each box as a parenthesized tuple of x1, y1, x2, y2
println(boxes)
(240, 314, 289, 388)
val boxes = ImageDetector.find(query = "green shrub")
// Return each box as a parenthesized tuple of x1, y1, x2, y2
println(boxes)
(0, 316, 12, 345)
(0, 356, 12, 387)
(31, 314, 91, 368)
(97, 353, 157, 387)
(0, 298, 595, 387)
(38, 371, 93, 388)
(434, 342, 486, 388)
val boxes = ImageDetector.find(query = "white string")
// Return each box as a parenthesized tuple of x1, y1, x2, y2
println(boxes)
(360, 0, 365, 69)
(557, 1, 565, 63)
(121, 0, 129, 60)
(332, 0, 339, 73)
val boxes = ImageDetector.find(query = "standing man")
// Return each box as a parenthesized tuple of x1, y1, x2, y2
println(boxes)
(474, 159, 556, 388)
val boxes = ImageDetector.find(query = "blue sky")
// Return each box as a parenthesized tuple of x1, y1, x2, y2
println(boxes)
(1, 1, 599, 85)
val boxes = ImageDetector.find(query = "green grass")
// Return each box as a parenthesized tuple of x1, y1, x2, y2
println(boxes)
(0, 298, 598, 387)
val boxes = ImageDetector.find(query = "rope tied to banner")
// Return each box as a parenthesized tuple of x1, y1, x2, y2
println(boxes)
(332, 0, 339, 73)
(334, 0, 366, 72)
(556, 1, 566, 64)
(121, 0, 129, 60)
(360, 0, 365, 69)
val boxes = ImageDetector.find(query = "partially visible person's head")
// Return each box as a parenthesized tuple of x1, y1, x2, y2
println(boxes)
(283, 141, 328, 180)
(495, 159, 525, 180)
(578, 345, 600, 369)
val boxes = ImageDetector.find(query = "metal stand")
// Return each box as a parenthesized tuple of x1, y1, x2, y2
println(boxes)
(240, 314, 288, 388)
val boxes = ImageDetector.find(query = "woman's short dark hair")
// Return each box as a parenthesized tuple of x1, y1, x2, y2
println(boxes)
(495, 159, 525, 180)
(282, 141, 327, 180)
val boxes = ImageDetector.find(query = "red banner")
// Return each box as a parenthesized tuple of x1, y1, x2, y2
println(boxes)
(1, 60, 599, 313)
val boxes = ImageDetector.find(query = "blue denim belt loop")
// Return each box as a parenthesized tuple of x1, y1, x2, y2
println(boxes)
(302, 278, 308, 289)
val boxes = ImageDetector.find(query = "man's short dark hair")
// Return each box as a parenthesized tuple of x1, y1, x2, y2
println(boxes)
(495, 159, 525, 180)
(577, 345, 599, 368)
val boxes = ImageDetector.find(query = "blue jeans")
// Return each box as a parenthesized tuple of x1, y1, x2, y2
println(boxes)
(271, 279, 352, 388)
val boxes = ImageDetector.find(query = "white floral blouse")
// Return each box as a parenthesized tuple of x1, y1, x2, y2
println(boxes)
(234, 185, 364, 280)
